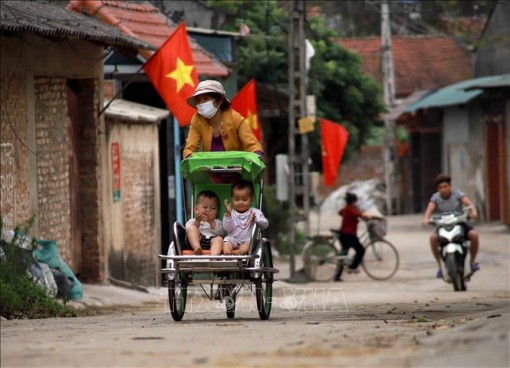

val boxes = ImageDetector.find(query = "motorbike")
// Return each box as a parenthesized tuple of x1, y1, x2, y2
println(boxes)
(430, 207, 476, 291)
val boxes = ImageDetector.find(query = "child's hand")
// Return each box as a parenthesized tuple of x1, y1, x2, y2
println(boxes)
(194, 211, 203, 222)
(249, 210, 255, 223)
(224, 199, 232, 217)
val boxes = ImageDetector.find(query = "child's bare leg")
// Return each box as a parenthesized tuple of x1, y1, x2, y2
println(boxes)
(232, 243, 249, 255)
(210, 236, 223, 255)
(186, 227, 202, 254)
(223, 242, 234, 255)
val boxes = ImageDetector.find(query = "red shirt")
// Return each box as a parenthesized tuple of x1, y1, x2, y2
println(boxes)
(339, 204, 362, 234)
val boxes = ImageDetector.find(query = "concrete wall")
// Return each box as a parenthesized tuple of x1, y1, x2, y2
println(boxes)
(105, 120, 161, 286)
(443, 104, 486, 218)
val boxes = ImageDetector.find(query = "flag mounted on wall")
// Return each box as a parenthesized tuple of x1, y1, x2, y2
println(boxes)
(320, 118, 349, 187)
(231, 79, 262, 141)
(143, 22, 198, 127)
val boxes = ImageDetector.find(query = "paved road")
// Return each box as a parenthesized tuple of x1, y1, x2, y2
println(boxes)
(1, 214, 509, 367)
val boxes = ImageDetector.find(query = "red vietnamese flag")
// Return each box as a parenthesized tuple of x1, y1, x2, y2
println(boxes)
(231, 79, 262, 141)
(143, 22, 198, 127)
(321, 118, 349, 187)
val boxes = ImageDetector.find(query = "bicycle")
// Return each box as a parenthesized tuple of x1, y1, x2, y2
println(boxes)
(302, 219, 399, 281)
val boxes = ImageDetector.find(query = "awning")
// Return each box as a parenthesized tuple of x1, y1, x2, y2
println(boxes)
(104, 99, 169, 123)
(464, 74, 510, 90)
(404, 74, 510, 112)
(384, 90, 431, 121)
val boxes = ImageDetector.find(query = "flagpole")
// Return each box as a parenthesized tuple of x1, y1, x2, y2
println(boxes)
(173, 117, 184, 224)
(98, 63, 146, 117)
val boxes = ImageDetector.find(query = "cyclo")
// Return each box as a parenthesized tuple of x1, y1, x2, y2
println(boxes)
(159, 151, 278, 321)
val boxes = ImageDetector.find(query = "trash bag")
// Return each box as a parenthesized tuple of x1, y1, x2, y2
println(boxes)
(33, 239, 83, 300)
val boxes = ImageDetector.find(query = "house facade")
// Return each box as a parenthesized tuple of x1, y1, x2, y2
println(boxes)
(0, 1, 156, 283)
(401, 1, 510, 225)
(338, 36, 473, 213)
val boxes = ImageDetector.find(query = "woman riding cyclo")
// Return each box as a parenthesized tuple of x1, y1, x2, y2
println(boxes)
(183, 79, 264, 159)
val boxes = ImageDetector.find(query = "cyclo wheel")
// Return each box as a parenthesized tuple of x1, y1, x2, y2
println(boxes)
(255, 241, 273, 320)
(361, 239, 399, 280)
(168, 272, 187, 321)
(225, 286, 236, 319)
(303, 240, 338, 282)
(445, 253, 466, 292)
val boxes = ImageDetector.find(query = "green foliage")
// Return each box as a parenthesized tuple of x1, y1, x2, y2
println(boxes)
(306, 15, 385, 167)
(209, 0, 288, 85)
(263, 185, 289, 254)
(0, 216, 76, 319)
(206, 1, 385, 168)
(263, 185, 304, 255)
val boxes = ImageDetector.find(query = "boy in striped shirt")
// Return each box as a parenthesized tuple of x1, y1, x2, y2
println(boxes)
(422, 174, 480, 278)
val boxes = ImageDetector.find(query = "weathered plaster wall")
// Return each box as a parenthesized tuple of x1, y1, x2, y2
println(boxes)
(106, 120, 161, 286)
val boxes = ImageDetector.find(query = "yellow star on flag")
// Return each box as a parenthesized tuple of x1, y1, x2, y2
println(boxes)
(246, 109, 259, 130)
(166, 57, 195, 92)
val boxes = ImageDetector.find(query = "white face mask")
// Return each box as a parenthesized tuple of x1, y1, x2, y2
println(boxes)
(197, 100, 219, 119)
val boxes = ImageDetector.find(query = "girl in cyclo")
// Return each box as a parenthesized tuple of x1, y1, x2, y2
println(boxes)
(223, 180, 269, 255)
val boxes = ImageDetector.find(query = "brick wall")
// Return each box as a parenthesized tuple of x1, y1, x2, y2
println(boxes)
(0, 70, 31, 229)
(34, 78, 72, 264)
(123, 150, 157, 286)
(338, 146, 385, 186)
(75, 79, 104, 282)
(318, 145, 385, 198)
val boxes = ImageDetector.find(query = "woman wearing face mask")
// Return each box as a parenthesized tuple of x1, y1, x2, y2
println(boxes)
(183, 80, 264, 159)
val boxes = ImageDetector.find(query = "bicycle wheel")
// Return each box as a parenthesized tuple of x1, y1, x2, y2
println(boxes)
(303, 240, 338, 282)
(361, 239, 399, 280)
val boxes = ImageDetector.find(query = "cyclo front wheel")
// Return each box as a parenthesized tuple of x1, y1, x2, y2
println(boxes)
(168, 272, 188, 321)
(303, 239, 338, 282)
(361, 239, 399, 280)
(255, 241, 273, 320)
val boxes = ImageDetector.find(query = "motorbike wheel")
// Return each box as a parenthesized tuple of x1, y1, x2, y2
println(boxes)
(445, 253, 466, 292)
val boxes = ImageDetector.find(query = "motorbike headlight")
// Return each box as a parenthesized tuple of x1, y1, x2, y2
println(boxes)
(452, 234, 465, 243)
(438, 236, 449, 245)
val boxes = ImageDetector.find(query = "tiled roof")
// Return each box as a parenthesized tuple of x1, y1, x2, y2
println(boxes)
(67, 0, 229, 78)
(338, 36, 473, 97)
(0, 1, 154, 51)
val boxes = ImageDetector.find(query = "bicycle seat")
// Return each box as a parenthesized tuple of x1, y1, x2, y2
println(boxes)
(329, 229, 341, 235)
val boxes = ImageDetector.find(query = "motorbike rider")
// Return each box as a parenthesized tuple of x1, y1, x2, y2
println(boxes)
(422, 173, 480, 278)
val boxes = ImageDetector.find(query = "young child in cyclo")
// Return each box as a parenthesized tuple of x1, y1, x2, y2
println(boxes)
(334, 192, 372, 280)
(185, 190, 225, 255)
(223, 180, 269, 255)
(422, 173, 480, 278)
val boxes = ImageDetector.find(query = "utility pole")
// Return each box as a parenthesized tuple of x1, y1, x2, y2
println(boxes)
(288, 0, 310, 281)
(381, 0, 397, 215)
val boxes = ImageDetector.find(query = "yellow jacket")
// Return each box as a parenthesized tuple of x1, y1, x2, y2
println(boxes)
(183, 108, 263, 158)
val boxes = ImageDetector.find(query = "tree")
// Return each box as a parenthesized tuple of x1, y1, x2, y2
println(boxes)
(207, 0, 385, 169)
(306, 14, 384, 167)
